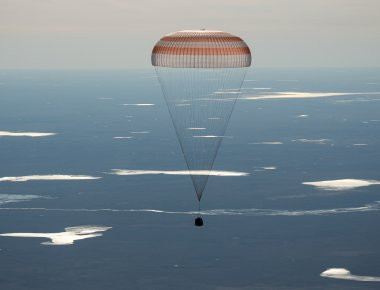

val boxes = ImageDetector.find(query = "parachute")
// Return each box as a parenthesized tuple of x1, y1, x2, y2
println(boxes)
(152, 30, 251, 205)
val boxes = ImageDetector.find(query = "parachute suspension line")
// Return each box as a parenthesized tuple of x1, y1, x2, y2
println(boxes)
(152, 30, 251, 205)
(156, 66, 248, 201)
(156, 67, 202, 202)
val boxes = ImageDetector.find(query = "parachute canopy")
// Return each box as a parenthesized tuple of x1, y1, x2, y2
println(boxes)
(152, 30, 251, 68)
(152, 30, 251, 201)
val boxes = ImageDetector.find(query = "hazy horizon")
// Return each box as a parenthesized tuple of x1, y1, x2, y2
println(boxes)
(1, 0, 379, 69)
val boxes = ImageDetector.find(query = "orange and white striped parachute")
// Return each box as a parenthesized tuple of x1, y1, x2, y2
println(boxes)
(152, 30, 252, 203)
(152, 30, 251, 68)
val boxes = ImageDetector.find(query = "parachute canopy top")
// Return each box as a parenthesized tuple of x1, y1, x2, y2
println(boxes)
(151, 30, 251, 68)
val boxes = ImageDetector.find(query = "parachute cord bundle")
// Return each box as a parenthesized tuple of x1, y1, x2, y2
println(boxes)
(195, 201, 204, 227)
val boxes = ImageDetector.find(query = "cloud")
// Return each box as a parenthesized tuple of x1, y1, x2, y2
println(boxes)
(334, 98, 380, 103)
(114, 136, 133, 139)
(362, 120, 380, 124)
(122, 103, 155, 106)
(0, 175, 101, 182)
(131, 131, 150, 134)
(184, 202, 380, 216)
(297, 114, 309, 118)
(193, 135, 232, 138)
(303, 179, 380, 191)
(0, 194, 43, 205)
(2, 201, 379, 217)
(321, 268, 380, 282)
(0, 226, 111, 246)
(254, 166, 277, 172)
(268, 193, 311, 200)
(292, 139, 330, 144)
(214, 91, 241, 94)
(199, 98, 234, 102)
(262, 167, 276, 170)
(0, 131, 56, 137)
(109, 169, 249, 177)
(249, 141, 283, 145)
(242, 87, 272, 90)
(239, 92, 380, 100)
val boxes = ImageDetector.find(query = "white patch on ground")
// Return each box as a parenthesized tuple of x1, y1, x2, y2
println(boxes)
(303, 179, 380, 191)
(0, 175, 101, 182)
(175, 104, 191, 107)
(109, 169, 249, 177)
(122, 104, 155, 106)
(0, 131, 56, 137)
(249, 141, 283, 145)
(297, 114, 309, 118)
(97, 97, 113, 100)
(292, 139, 330, 144)
(131, 131, 150, 134)
(240, 91, 380, 100)
(187, 128, 206, 130)
(0, 194, 43, 205)
(208, 117, 220, 120)
(353, 144, 367, 146)
(321, 268, 380, 282)
(0, 226, 111, 246)
(114, 136, 133, 139)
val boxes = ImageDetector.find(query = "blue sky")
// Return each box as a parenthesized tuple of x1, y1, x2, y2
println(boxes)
(1, 0, 379, 69)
